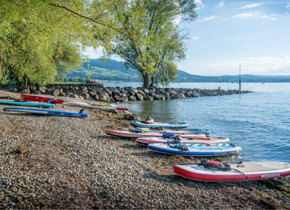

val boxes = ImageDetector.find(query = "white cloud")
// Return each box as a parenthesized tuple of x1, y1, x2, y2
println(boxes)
(233, 13, 255, 19)
(240, 3, 261, 9)
(261, 15, 277, 21)
(286, 3, 290, 8)
(195, 0, 204, 10)
(191, 56, 290, 75)
(191, 36, 200, 41)
(233, 12, 277, 21)
(201, 16, 218, 22)
(82, 47, 123, 61)
(218, 0, 224, 7)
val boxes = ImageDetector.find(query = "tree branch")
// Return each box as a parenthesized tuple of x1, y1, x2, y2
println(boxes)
(49, 3, 128, 38)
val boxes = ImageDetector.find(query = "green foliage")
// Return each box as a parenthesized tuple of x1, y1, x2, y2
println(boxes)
(99, 0, 197, 87)
(0, 0, 106, 85)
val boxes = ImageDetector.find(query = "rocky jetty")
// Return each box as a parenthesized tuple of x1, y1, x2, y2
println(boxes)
(2, 83, 251, 102)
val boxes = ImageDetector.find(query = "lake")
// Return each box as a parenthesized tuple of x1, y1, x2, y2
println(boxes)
(106, 82, 290, 162)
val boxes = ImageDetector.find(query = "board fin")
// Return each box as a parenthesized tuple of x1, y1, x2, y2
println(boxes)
(79, 109, 84, 114)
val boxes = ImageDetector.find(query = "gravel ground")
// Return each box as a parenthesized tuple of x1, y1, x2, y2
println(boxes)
(0, 90, 289, 209)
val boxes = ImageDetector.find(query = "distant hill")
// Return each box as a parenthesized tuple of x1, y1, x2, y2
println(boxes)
(64, 59, 290, 83)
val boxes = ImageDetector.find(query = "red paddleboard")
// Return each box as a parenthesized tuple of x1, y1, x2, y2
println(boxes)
(21, 94, 64, 104)
(174, 161, 290, 182)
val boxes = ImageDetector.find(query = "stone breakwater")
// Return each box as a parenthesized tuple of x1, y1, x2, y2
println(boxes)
(2, 83, 251, 102)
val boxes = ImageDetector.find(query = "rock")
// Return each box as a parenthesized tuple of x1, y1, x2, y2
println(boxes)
(21, 88, 30, 94)
(29, 86, 37, 93)
(53, 89, 60, 96)
(59, 89, 66, 97)
(113, 95, 128, 102)
(192, 91, 200, 97)
(46, 87, 55, 94)
(81, 93, 90, 99)
(135, 93, 144, 101)
(153, 94, 165, 100)
(38, 86, 47, 94)
(98, 92, 110, 102)
(128, 95, 136, 101)
(143, 88, 150, 94)
(89, 91, 97, 98)
(123, 111, 135, 120)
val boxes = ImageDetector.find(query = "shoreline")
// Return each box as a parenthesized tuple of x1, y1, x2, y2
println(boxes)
(0, 89, 289, 208)
(1, 84, 251, 102)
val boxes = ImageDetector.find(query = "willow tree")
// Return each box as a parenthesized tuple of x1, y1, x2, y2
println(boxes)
(0, 0, 113, 85)
(104, 0, 197, 88)
(50, 0, 197, 88)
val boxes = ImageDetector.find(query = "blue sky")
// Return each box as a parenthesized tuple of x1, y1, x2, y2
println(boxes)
(84, 0, 290, 76)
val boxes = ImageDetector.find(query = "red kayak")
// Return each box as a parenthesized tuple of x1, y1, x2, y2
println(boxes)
(21, 94, 64, 104)
(174, 160, 290, 182)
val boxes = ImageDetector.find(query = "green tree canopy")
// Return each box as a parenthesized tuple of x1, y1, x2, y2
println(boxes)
(102, 0, 197, 87)
(0, 0, 112, 85)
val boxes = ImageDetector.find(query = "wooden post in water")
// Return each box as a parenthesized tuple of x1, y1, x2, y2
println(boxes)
(239, 63, 242, 93)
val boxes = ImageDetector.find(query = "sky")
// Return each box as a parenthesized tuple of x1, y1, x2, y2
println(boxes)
(83, 0, 290, 76)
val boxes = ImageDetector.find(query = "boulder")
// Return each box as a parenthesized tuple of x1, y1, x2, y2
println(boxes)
(21, 88, 30, 94)
(81, 93, 90, 99)
(38, 86, 47, 94)
(29, 86, 37, 93)
(136, 93, 144, 101)
(98, 92, 110, 102)
(123, 111, 135, 120)
(46, 87, 55, 94)
(53, 89, 60, 96)
(128, 95, 136, 101)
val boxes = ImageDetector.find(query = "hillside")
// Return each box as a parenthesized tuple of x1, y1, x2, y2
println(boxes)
(63, 59, 290, 83)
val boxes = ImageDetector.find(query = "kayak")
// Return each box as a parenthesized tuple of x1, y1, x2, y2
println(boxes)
(147, 143, 241, 156)
(105, 130, 206, 139)
(3, 107, 88, 118)
(0, 99, 55, 108)
(173, 161, 290, 182)
(131, 121, 188, 129)
(136, 127, 210, 135)
(136, 136, 229, 145)
(65, 101, 129, 111)
(21, 94, 64, 104)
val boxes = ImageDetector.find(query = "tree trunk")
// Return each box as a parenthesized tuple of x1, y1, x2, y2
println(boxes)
(149, 76, 154, 88)
(142, 73, 151, 88)
(0, 52, 3, 81)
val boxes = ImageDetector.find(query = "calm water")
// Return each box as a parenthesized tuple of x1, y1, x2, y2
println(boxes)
(113, 82, 290, 162)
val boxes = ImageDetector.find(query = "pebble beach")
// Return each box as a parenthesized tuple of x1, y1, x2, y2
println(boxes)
(0, 89, 289, 209)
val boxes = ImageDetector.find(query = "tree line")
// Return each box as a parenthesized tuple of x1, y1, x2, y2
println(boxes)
(0, 0, 197, 88)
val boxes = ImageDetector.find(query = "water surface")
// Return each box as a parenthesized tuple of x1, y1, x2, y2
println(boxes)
(117, 82, 290, 162)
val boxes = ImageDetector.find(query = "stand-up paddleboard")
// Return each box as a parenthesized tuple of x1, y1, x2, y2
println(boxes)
(173, 160, 290, 182)
(105, 130, 206, 139)
(65, 101, 129, 111)
(147, 143, 241, 156)
(3, 107, 88, 118)
(131, 121, 188, 129)
(0, 99, 55, 108)
(21, 94, 64, 104)
(0, 96, 17, 100)
(136, 136, 229, 145)
(135, 127, 210, 135)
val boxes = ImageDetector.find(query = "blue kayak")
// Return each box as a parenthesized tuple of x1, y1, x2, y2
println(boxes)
(3, 107, 88, 118)
(147, 143, 241, 156)
(131, 121, 188, 129)
(0, 99, 54, 108)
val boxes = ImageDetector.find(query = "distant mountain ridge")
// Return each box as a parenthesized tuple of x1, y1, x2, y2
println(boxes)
(65, 59, 290, 82)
